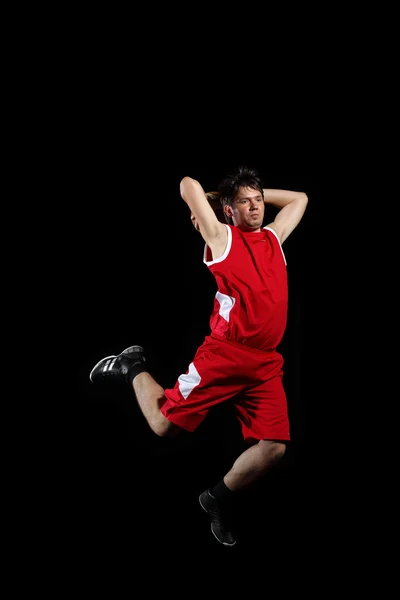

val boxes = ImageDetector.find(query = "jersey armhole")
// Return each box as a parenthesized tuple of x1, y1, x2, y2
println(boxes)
(203, 224, 232, 266)
(263, 226, 287, 265)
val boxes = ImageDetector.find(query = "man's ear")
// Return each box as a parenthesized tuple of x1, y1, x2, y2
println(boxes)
(224, 205, 233, 219)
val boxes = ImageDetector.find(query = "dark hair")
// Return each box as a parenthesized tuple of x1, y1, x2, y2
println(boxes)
(217, 165, 264, 224)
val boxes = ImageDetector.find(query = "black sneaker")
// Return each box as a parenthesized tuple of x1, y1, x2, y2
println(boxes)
(199, 489, 236, 546)
(89, 345, 145, 383)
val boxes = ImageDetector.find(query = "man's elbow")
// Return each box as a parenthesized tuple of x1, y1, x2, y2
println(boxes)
(180, 176, 200, 202)
(296, 192, 308, 211)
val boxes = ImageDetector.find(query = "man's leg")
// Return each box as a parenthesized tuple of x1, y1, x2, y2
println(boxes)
(224, 439, 286, 490)
(131, 372, 181, 437)
(89, 345, 181, 437)
(199, 440, 286, 546)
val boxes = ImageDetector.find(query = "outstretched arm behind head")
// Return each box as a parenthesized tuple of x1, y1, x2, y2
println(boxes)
(264, 189, 308, 244)
(180, 177, 226, 243)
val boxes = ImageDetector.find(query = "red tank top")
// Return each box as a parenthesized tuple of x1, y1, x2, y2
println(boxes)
(204, 224, 288, 351)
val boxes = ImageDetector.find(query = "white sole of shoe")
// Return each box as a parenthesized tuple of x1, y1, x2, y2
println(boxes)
(121, 345, 144, 355)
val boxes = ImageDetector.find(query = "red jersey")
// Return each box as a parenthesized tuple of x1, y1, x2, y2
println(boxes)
(204, 224, 288, 352)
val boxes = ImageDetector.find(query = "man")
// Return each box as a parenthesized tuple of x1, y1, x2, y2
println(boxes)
(90, 165, 308, 547)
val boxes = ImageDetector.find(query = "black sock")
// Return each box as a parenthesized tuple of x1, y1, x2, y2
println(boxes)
(127, 362, 147, 385)
(211, 479, 234, 505)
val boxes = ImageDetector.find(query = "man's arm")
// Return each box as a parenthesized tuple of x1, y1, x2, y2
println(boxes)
(180, 177, 226, 243)
(191, 192, 224, 232)
(264, 189, 308, 244)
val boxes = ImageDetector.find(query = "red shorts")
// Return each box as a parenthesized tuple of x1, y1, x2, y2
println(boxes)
(161, 335, 290, 443)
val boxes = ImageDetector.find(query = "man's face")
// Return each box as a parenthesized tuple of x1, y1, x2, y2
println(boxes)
(224, 186, 264, 231)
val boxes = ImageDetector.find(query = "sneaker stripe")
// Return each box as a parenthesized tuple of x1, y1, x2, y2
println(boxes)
(90, 348, 144, 383)
(103, 359, 112, 372)
(89, 355, 116, 382)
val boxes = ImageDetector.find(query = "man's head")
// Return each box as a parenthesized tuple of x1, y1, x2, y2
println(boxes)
(218, 166, 265, 231)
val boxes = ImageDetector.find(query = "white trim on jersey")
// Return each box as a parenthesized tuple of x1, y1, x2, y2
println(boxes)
(203, 224, 232, 266)
(215, 291, 235, 322)
(263, 226, 287, 265)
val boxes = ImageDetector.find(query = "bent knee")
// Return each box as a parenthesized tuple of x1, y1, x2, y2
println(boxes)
(273, 441, 287, 461)
(259, 439, 287, 462)
(152, 417, 181, 438)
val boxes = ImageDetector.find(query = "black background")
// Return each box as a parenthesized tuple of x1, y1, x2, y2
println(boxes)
(16, 17, 376, 593)
(58, 64, 346, 584)
(71, 120, 332, 565)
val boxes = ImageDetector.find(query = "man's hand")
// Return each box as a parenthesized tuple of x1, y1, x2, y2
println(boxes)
(205, 191, 221, 210)
(206, 191, 225, 222)
(190, 191, 224, 232)
(190, 213, 201, 232)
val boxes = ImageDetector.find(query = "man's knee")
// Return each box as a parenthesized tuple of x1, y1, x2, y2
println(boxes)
(259, 439, 287, 464)
(273, 441, 287, 462)
(152, 416, 182, 438)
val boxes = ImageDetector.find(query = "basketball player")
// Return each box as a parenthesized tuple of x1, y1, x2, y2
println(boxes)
(89, 166, 308, 547)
